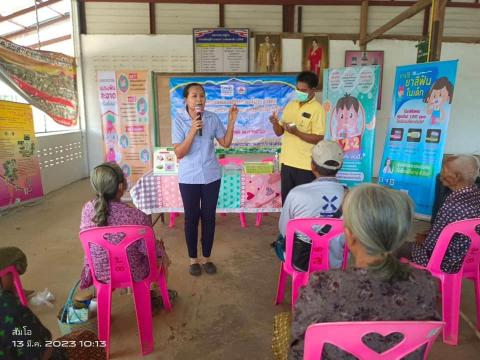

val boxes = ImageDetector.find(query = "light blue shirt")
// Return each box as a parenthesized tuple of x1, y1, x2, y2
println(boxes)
(172, 108, 226, 184)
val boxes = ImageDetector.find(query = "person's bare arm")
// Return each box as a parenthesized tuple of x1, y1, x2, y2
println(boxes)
(217, 105, 238, 148)
(270, 110, 284, 136)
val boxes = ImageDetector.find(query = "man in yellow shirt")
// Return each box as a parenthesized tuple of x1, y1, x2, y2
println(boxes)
(270, 71, 326, 203)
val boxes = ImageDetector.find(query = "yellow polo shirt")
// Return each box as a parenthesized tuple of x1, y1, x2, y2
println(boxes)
(279, 98, 326, 170)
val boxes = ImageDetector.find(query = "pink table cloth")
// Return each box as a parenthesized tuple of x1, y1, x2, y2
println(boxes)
(130, 170, 281, 215)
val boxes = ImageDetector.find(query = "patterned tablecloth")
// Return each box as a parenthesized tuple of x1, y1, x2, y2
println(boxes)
(130, 169, 282, 215)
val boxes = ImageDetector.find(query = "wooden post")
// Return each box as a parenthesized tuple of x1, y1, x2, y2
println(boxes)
(219, 4, 225, 27)
(429, 0, 447, 61)
(149, 2, 156, 35)
(79, 0, 87, 34)
(297, 6, 302, 33)
(359, 0, 369, 51)
(282, 4, 295, 33)
(362, 0, 432, 46)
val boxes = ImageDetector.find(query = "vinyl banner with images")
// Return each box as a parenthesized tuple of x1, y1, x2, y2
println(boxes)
(378, 60, 458, 217)
(169, 76, 296, 149)
(98, 70, 152, 189)
(323, 65, 380, 187)
(0, 101, 44, 210)
(0, 36, 77, 126)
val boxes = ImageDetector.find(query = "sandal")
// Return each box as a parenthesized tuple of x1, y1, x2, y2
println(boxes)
(189, 263, 202, 276)
(202, 262, 217, 275)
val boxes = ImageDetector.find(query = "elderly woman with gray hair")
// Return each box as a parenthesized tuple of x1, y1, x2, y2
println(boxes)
(289, 184, 439, 360)
(403, 154, 480, 273)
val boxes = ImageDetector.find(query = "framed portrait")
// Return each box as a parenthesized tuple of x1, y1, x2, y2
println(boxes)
(345, 50, 384, 109)
(302, 35, 329, 90)
(254, 33, 281, 73)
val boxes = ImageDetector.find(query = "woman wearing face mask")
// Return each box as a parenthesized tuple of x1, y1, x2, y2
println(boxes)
(172, 83, 238, 276)
(270, 71, 326, 203)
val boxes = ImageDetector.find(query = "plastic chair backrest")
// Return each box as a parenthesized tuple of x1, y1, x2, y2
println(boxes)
(79, 225, 157, 289)
(0, 265, 28, 306)
(304, 321, 444, 360)
(284, 218, 345, 275)
(426, 218, 480, 275)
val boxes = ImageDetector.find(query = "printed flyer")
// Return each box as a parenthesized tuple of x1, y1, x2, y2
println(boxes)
(98, 70, 152, 189)
(323, 65, 380, 187)
(170, 75, 296, 149)
(379, 60, 458, 217)
(0, 101, 44, 210)
(153, 147, 178, 175)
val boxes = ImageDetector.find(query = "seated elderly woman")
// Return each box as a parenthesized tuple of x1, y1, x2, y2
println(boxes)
(288, 184, 439, 360)
(401, 154, 480, 273)
(79, 162, 175, 307)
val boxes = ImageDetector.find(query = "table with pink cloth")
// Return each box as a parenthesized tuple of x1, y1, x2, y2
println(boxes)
(130, 169, 282, 215)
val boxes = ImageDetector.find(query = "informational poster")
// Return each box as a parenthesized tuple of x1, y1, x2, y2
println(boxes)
(170, 75, 296, 149)
(153, 147, 178, 175)
(345, 51, 384, 109)
(323, 66, 380, 187)
(379, 60, 458, 217)
(0, 101, 44, 210)
(0, 36, 77, 126)
(98, 70, 152, 189)
(194, 28, 249, 73)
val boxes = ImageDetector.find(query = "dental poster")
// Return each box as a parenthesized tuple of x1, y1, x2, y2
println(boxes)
(378, 60, 458, 217)
(323, 65, 380, 187)
(0, 101, 44, 210)
(98, 71, 152, 189)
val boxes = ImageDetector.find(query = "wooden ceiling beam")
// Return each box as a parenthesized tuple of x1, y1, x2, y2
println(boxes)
(0, 0, 63, 22)
(359, 0, 369, 51)
(27, 34, 72, 49)
(362, 0, 432, 45)
(78, 0, 480, 8)
(5, 14, 70, 39)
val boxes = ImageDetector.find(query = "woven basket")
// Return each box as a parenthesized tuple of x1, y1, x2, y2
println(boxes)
(272, 312, 292, 360)
(57, 281, 97, 336)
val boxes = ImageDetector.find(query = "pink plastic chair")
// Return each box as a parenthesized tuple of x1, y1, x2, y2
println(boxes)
(218, 157, 247, 228)
(304, 321, 444, 360)
(0, 265, 28, 306)
(79, 225, 171, 358)
(275, 218, 347, 308)
(168, 212, 179, 228)
(407, 218, 480, 345)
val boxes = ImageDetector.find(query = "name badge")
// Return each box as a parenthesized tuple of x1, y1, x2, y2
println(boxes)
(302, 112, 311, 119)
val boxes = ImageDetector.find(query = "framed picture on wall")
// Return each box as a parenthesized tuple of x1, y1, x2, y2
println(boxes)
(302, 35, 329, 90)
(254, 33, 281, 73)
(345, 50, 384, 109)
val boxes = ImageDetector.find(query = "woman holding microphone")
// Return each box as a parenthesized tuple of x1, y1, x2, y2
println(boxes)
(172, 83, 238, 276)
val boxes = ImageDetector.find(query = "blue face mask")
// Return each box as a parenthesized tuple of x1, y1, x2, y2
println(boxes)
(296, 90, 309, 102)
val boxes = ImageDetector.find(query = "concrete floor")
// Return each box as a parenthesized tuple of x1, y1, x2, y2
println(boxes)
(0, 178, 479, 359)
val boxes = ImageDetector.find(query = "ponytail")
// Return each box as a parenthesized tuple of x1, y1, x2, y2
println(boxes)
(93, 193, 109, 226)
(89, 162, 125, 226)
(369, 253, 410, 282)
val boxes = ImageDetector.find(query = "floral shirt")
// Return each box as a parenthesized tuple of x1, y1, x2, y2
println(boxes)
(79, 200, 166, 289)
(411, 185, 480, 273)
(0, 290, 66, 360)
(290, 268, 439, 360)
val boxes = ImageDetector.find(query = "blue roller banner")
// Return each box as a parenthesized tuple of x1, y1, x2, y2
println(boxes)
(169, 76, 296, 148)
(378, 60, 458, 217)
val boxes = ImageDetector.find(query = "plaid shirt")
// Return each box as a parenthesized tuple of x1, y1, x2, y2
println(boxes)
(411, 185, 480, 273)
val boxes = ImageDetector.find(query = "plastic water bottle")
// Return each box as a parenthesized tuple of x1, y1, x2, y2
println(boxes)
(274, 152, 279, 172)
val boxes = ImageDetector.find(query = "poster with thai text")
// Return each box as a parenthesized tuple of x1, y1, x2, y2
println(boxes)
(323, 65, 380, 187)
(379, 60, 458, 217)
(0, 101, 43, 210)
(98, 70, 152, 189)
(169, 75, 296, 149)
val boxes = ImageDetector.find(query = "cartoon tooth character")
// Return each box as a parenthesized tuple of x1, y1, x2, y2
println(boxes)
(423, 77, 454, 125)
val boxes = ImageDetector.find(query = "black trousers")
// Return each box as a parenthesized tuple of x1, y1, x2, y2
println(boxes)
(280, 164, 315, 204)
(179, 179, 221, 259)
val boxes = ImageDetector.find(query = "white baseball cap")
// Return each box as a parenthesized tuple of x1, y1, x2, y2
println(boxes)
(311, 140, 344, 170)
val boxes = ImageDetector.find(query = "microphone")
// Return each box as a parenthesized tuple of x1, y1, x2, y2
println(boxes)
(194, 104, 203, 136)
